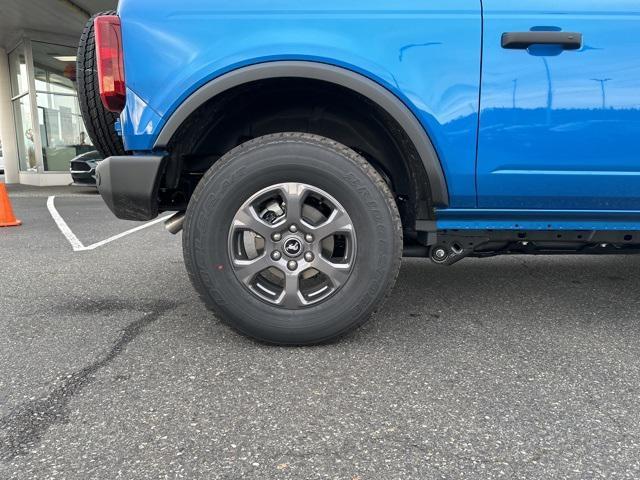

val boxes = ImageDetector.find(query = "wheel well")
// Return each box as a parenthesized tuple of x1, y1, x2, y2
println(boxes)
(162, 78, 434, 231)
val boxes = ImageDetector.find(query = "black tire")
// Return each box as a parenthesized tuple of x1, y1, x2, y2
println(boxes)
(76, 11, 127, 158)
(183, 133, 402, 345)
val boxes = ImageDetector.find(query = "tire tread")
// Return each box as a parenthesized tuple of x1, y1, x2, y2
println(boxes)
(76, 10, 127, 157)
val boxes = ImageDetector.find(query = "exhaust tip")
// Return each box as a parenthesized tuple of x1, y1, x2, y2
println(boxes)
(165, 212, 185, 235)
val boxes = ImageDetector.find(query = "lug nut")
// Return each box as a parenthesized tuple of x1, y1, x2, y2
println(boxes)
(289, 224, 298, 233)
(287, 260, 298, 271)
(271, 251, 282, 261)
(272, 232, 282, 242)
(304, 252, 314, 262)
(305, 233, 314, 243)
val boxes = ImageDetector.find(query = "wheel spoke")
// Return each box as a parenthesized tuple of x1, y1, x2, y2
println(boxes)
(311, 255, 352, 288)
(306, 208, 353, 240)
(276, 272, 305, 308)
(232, 255, 271, 285)
(280, 183, 307, 225)
(233, 205, 275, 239)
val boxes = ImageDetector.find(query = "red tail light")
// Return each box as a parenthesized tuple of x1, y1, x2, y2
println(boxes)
(94, 15, 126, 113)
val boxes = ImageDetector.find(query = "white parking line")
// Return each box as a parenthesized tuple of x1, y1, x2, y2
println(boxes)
(47, 195, 173, 252)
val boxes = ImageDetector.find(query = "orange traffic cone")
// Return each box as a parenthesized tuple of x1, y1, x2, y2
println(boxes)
(0, 183, 21, 227)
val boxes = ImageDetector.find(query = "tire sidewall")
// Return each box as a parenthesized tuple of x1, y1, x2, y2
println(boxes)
(184, 136, 401, 343)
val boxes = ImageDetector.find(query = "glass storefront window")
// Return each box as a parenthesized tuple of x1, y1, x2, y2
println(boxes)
(8, 45, 28, 98)
(32, 42, 77, 94)
(9, 43, 37, 172)
(32, 41, 92, 172)
(7, 40, 94, 174)
(12, 97, 37, 171)
(37, 93, 92, 171)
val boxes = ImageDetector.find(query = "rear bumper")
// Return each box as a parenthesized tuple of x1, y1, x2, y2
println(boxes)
(95, 155, 166, 220)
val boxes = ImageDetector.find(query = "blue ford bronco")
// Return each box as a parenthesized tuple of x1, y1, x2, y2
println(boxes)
(77, 1, 640, 344)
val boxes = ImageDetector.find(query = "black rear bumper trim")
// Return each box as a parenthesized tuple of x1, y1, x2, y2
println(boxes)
(96, 155, 166, 221)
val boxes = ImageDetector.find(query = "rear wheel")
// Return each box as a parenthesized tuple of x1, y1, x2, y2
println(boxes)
(76, 10, 127, 157)
(183, 133, 402, 345)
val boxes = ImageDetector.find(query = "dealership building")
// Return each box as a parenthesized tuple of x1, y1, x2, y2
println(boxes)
(0, 0, 115, 186)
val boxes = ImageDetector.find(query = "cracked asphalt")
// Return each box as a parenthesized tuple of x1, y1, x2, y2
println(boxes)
(2, 185, 640, 479)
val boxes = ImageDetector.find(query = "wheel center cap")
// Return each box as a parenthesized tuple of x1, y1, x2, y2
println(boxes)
(283, 237, 303, 258)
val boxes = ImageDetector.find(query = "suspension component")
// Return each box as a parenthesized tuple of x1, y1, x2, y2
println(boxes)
(429, 243, 473, 266)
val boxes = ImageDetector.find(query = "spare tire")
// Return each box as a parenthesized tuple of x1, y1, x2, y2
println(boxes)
(76, 11, 127, 158)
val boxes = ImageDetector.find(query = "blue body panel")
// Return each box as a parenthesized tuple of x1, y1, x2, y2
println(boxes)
(477, 0, 640, 211)
(115, 0, 640, 231)
(117, 0, 482, 208)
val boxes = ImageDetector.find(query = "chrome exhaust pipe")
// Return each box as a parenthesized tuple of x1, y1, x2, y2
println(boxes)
(165, 212, 185, 235)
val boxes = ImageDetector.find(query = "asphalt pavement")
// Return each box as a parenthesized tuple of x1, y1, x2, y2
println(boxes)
(1, 185, 640, 479)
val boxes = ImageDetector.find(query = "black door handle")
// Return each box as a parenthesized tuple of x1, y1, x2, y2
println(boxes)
(502, 31, 582, 50)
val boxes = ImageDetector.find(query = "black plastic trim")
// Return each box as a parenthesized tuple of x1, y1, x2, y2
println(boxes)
(501, 32, 582, 50)
(96, 155, 166, 220)
(153, 61, 449, 207)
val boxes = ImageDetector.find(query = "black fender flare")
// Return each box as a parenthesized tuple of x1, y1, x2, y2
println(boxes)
(153, 61, 449, 207)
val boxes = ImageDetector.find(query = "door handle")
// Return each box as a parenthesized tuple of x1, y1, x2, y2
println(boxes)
(501, 31, 582, 50)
